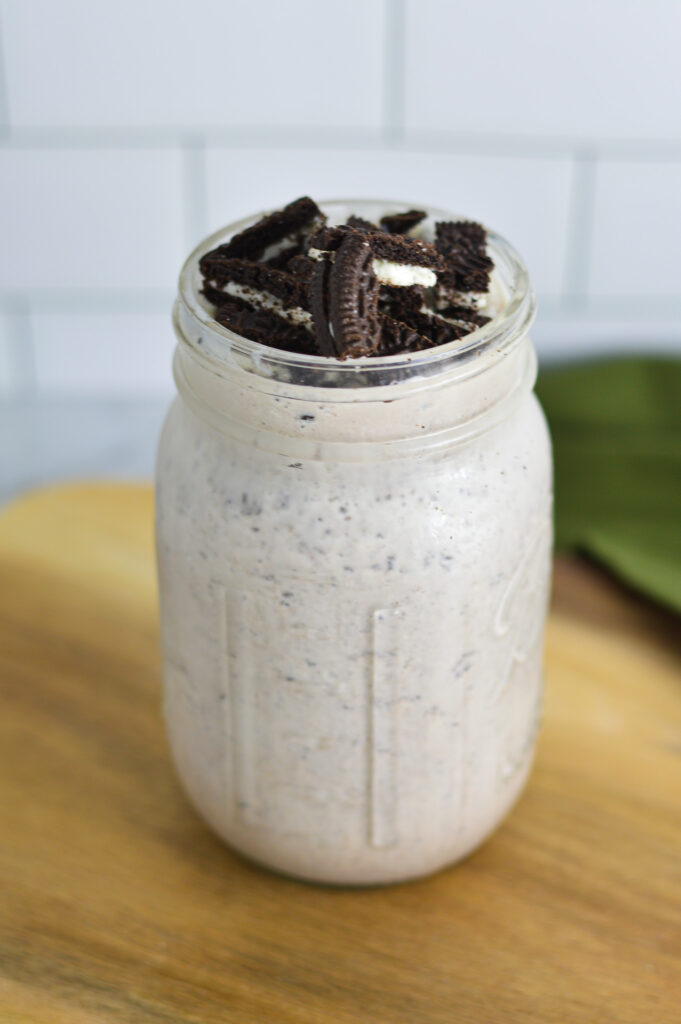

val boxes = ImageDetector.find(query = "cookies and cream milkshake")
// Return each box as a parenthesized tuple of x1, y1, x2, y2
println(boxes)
(156, 199, 552, 885)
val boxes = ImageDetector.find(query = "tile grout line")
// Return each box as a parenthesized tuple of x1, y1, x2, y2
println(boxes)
(0, 125, 383, 152)
(2, 124, 681, 162)
(5, 295, 37, 399)
(181, 134, 208, 249)
(562, 147, 597, 311)
(0, 288, 173, 315)
(0, 7, 11, 139)
(381, 0, 405, 144)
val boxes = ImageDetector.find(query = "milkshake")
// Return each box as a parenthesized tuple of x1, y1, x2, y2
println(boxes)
(156, 199, 552, 885)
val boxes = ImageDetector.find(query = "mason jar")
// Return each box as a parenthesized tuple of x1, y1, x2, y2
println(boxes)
(156, 200, 553, 886)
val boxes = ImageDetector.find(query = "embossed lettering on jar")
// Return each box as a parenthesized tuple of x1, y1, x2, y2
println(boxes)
(156, 200, 553, 886)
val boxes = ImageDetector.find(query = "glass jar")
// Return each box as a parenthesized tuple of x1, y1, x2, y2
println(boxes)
(156, 200, 553, 886)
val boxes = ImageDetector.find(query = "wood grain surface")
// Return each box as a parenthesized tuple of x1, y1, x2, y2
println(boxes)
(0, 483, 679, 1024)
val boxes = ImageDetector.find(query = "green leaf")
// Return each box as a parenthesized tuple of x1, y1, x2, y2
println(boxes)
(535, 357, 681, 614)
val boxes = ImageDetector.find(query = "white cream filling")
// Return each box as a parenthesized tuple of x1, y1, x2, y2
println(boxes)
(259, 214, 325, 263)
(260, 238, 296, 263)
(442, 276, 506, 318)
(371, 260, 437, 288)
(213, 280, 313, 331)
(455, 290, 488, 311)
(309, 250, 437, 291)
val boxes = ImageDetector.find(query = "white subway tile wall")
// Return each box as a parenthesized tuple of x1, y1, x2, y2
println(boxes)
(404, 0, 681, 142)
(531, 316, 681, 361)
(0, 314, 16, 395)
(0, 149, 185, 289)
(0, 307, 32, 396)
(0, 0, 679, 400)
(590, 162, 681, 299)
(31, 313, 175, 396)
(2, 0, 387, 131)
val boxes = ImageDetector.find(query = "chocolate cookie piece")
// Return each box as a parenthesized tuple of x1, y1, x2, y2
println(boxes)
(346, 215, 377, 233)
(199, 196, 325, 267)
(200, 257, 310, 311)
(215, 298, 319, 356)
(379, 209, 426, 234)
(435, 218, 487, 257)
(380, 281, 481, 331)
(287, 253, 317, 283)
(439, 303, 491, 327)
(412, 309, 475, 344)
(413, 309, 477, 342)
(379, 284, 426, 319)
(308, 224, 352, 253)
(264, 246, 303, 270)
(310, 224, 443, 271)
(202, 282, 234, 308)
(329, 234, 382, 358)
(375, 314, 435, 356)
(370, 231, 443, 271)
(434, 220, 493, 294)
(377, 283, 484, 350)
(388, 307, 474, 345)
(309, 257, 335, 357)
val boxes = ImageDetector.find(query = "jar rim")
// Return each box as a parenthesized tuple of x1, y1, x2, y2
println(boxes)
(175, 198, 536, 391)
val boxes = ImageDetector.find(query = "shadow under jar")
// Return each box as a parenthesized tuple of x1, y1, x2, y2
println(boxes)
(156, 200, 553, 886)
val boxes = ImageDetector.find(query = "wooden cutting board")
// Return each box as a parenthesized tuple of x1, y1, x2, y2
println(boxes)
(0, 483, 679, 1024)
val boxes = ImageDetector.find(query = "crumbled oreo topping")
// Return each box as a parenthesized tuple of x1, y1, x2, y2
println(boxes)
(379, 284, 426, 320)
(310, 224, 443, 271)
(198, 198, 495, 359)
(439, 303, 492, 327)
(346, 215, 377, 233)
(328, 234, 382, 358)
(199, 196, 325, 264)
(201, 257, 309, 312)
(434, 220, 494, 296)
(379, 209, 426, 234)
(215, 298, 317, 356)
